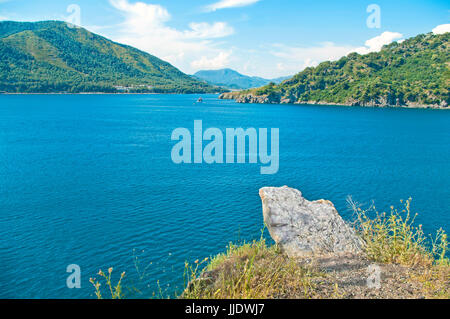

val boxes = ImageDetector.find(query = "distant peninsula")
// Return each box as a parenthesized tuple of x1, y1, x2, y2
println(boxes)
(0, 21, 221, 94)
(220, 32, 449, 109)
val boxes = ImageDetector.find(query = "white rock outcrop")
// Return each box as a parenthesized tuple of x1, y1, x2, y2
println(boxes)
(259, 186, 364, 258)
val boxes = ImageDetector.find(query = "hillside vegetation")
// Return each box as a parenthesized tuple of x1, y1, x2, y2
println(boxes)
(0, 21, 219, 93)
(221, 32, 450, 108)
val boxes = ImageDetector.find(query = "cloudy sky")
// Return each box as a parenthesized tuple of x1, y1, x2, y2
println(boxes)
(0, 0, 449, 78)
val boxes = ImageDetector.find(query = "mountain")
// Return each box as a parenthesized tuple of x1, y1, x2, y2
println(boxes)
(0, 21, 220, 93)
(271, 75, 292, 83)
(194, 68, 290, 90)
(221, 32, 449, 108)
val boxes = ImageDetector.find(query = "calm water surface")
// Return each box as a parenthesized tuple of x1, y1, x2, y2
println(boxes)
(0, 94, 449, 298)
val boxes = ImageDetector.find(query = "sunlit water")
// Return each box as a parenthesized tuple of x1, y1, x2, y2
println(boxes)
(0, 94, 449, 298)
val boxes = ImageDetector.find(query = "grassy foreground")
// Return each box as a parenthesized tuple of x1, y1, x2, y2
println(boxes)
(181, 238, 327, 299)
(181, 199, 449, 299)
(90, 199, 449, 299)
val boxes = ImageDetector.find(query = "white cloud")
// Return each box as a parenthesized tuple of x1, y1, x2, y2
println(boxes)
(90, 1, 411, 79)
(259, 31, 403, 78)
(110, 0, 170, 31)
(351, 31, 403, 55)
(205, 0, 260, 12)
(272, 42, 355, 64)
(184, 22, 233, 39)
(432, 24, 450, 35)
(191, 51, 232, 69)
(267, 42, 356, 76)
(107, 0, 234, 74)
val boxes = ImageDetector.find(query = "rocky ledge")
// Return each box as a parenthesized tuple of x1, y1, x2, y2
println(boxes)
(183, 186, 449, 299)
(259, 186, 364, 258)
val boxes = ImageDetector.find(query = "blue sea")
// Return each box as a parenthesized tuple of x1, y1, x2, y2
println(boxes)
(0, 94, 449, 299)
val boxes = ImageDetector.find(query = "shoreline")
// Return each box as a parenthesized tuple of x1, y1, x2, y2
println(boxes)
(219, 94, 449, 110)
(1, 93, 448, 110)
(294, 101, 449, 110)
(0, 92, 223, 95)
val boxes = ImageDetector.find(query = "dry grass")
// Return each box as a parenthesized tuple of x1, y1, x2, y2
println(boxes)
(351, 198, 448, 267)
(181, 236, 325, 299)
(349, 197, 449, 298)
(411, 263, 450, 298)
(89, 267, 126, 299)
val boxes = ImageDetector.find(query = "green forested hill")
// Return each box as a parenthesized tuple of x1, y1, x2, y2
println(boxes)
(0, 21, 219, 93)
(221, 32, 449, 108)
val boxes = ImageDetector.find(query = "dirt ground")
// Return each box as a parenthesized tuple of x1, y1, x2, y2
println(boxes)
(296, 254, 448, 299)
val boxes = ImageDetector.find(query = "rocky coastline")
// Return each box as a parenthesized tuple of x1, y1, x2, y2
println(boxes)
(219, 92, 449, 109)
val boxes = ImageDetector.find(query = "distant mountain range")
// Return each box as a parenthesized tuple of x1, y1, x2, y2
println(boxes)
(193, 68, 291, 90)
(0, 21, 219, 93)
(221, 32, 449, 108)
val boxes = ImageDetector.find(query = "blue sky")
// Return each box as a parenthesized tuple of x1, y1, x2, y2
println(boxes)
(0, 0, 449, 78)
